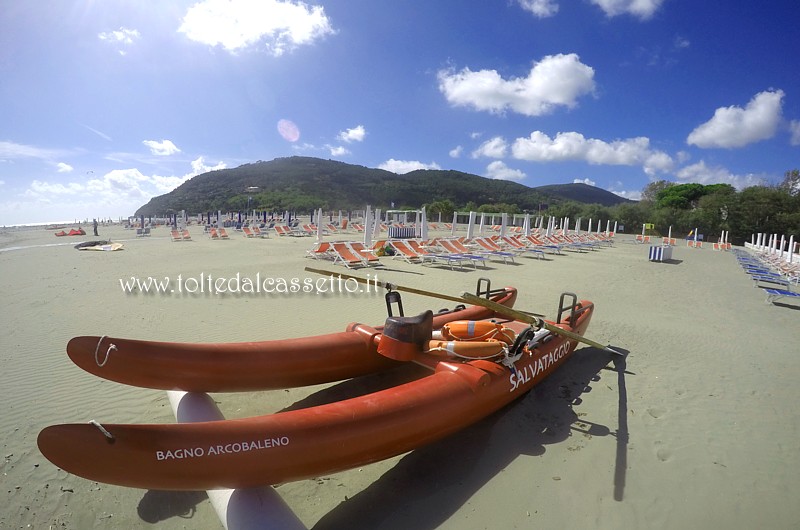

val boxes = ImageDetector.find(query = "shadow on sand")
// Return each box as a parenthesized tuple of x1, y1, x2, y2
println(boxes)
(302, 347, 629, 530)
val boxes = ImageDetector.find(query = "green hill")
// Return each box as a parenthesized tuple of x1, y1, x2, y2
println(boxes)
(134, 156, 631, 215)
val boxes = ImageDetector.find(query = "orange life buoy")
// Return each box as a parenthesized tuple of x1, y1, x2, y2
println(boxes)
(426, 339, 507, 359)
(440, 320, 515, 345)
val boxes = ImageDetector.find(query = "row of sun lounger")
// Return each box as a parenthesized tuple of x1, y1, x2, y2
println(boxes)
(306, 233, 614, 270)
(733, 248, 799, 305)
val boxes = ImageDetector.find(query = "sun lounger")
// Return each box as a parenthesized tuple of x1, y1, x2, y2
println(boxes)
(170, 230, 182, 242)
(388, 240, 425, 264)
(242, 227, 256, 238)
(331, 242, 369, 268)
(217, 228, 230, 239)
(521, 235, 562, 254)
(180, 229, 192, 241)
(469, 237, 516, 264)
(499, 236, 545, 259)
(752, 274, 791, 288)
(252, 226, 269, 238)
(405, 240, 468, 270)
(306, 241, 335, 260)
(434, 239, 488, 269)
(347, 242, 381, 266)
(764, 288, 800, 304)
(208, 228, 220, 240)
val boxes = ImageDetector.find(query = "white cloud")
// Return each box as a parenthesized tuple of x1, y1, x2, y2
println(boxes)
(98, 27, 141, 55)
(438, 53, 595, 117)
(337, 125, 366, 143)
(675, 160, 763, 190)
(590, 0, 665, 20)
(143, 139, 181, 156)
(3, 157, 227, 225)
(789, 120, 800, 146)
(329, 145, 350, 156)
(574, 178, 596, 186)
(486, 161, 525, 181)
(449, 145, 463, 158)
(0, 141, 69, 160)
(687, 89, 784, 149)
(511, 131, 673, 175)
(517, 0, 559, 18)
(611, 189, 642, 201)
(472, 136, 508, 159)
(179, 0, 335, 56)
(378, 159, 441, 174)
(56, 163, 73, 173)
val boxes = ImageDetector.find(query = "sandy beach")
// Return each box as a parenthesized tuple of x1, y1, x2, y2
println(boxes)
(1, 223, 799, 529)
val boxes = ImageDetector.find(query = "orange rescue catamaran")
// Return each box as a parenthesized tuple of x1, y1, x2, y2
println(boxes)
(39, 285, 601, 491)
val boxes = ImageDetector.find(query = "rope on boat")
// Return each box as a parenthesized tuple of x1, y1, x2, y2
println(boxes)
(94, 335, 117, 367)
(89, 420, 114, 441)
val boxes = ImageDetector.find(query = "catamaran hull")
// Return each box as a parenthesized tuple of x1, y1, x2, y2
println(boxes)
(66, 288, 517, 392)
(38, 300, 593, 491)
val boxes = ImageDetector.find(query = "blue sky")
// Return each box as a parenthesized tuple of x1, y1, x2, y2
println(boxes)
(1, 0, 799, 225)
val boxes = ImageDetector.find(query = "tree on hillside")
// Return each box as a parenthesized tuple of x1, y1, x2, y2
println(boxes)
(641, 180, 674, 203)
(778, 169, 800, 196)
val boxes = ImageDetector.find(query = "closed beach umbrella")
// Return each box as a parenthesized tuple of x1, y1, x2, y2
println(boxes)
(522, 213, 530, 237)
(363, 205, 372, 247)
(420, 207, 428, 241)
(451, 212, 457, 236)
(373, 209, 382, 240)
(466, 211, 476, 239)
(316, 208, 323, 243)
(500, 213, 507, 238)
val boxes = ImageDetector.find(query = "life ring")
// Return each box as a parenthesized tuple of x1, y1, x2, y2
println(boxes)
(440, 320, 516, 345)
(426, 339, 508, 359)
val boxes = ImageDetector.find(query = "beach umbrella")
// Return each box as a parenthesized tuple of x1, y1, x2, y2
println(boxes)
(780, 235, 786, 258)
(338, 210, 342, 227)
(694, 228, 698, 244)
(588, 218, 593, 234)
(373, 209, 382, 240)
(363, 205, 372, 247)
(316, 208, 323, 243)
(479, 213, 485, 236)
(420, 207, 429, 241)
(522, 213, 530, 237)
(789, 235, 795, 263)
(668, 226, 672, 243)
(499, 213, 507, 238)
(606, 220, 611, 235)
(451, 212, 457, 236)
(466, 211, 476, 239)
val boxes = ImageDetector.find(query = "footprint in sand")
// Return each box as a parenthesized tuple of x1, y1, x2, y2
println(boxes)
(654, 441, 672, 462)
(647, 407, 666, 419)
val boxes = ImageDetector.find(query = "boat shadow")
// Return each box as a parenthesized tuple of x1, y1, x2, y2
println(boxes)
(307, 347, 626, 530)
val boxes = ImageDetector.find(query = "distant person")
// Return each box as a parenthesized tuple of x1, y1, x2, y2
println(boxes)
(93, 219, 99, 236)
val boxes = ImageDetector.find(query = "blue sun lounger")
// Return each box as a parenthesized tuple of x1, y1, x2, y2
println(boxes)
(764, 288, 800, 304)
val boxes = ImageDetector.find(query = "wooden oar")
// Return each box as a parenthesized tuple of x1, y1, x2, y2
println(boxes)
(304, 267, 623, 355)
(303, 267, 543, 317)
(305, 267, 466, 304)
(460, 292, 625, 356)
